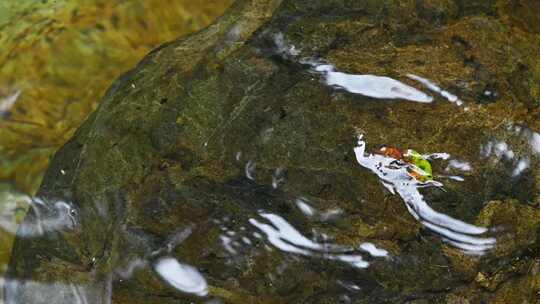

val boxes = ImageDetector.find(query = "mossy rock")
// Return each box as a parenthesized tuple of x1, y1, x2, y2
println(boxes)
(0, 0, 233, 194)
(6, 0, 539, 303)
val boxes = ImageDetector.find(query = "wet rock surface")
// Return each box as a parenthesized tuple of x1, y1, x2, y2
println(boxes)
(0, 0, 233, 194)
(6, 0, 540, 303)
(0, 0, 233, 292)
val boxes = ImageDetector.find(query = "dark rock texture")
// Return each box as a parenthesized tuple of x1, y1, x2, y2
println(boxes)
(6, 0, 540, 303)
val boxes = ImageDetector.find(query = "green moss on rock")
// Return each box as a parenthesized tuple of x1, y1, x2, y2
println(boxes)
(7, 0, 540, 303)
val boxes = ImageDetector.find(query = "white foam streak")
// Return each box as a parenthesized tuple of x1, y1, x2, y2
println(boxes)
(4, 278, 112, 304)
(407, 74, 463, 106)
(353, 135, 495, 254)
(510, 124, 540, 155)
(530, 131, 540, 154)
(257, 213, 324, 251)
(220, 235, 237, 254)
(248, 218, 316, 255)
(359, 243, 389, 257)
(446, 175, 465, 181)
(314, 65, 433, 103)
(154, 257, 208, 297)
(442, 238, 491, 254)
(245, 161, 256, 180)
(272, 167, 285, 189)
(512, 158, 530, 177)
(295, 198, 315, 217)
(425, 152, 451, 160)
(398, 189, 488, 235)
(0, 90, 21, 113)
(421, 221, 495, 246)
(329, 254, 369, 268)
(0, 197, 79, 238)
(249, 213, 375, 268)
(446, 160, 472, 172)
(484, 141, 515, 159)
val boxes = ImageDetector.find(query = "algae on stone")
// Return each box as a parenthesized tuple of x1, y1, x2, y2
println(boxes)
(6, 0, 540, 303)
(0, 0, 233, 194)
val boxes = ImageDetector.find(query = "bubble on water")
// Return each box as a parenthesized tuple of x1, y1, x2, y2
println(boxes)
(154, 257, 208, 297)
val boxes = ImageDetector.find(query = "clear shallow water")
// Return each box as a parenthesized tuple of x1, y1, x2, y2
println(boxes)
(2, 42, 540, 304)
(0, 0, 233, 193)
(1, 1, 540, 303)
(1, 119, 537, 302)
(0, 0, 234, 302)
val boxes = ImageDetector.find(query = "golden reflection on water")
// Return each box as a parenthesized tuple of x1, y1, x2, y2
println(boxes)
(0, 0, 232, 287)
(0, 0, 233, 194)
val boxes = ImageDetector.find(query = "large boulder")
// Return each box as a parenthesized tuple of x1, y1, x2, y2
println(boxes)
(0, 0, 232, 194)
(6, 0, 540, 303)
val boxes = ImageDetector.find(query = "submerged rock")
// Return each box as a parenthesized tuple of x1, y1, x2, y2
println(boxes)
(6, 0, 540, 303)
(0, 0, 233, 194)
